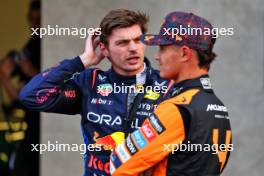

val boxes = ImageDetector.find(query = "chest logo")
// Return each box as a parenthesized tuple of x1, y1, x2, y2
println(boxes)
(97, 84, 113, 96)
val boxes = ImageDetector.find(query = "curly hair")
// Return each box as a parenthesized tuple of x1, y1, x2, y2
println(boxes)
(196, 38, 217, 70)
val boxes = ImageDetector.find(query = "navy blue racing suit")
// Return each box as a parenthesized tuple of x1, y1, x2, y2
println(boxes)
(19, 56, 170, 176)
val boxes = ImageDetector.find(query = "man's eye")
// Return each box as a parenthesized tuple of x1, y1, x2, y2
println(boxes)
(134, 38, 141, 43)
(117, 41, 128, 45)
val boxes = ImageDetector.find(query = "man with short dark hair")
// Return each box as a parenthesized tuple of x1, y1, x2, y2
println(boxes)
(19, 9, 170, 176)
(110, 11, 232, 176)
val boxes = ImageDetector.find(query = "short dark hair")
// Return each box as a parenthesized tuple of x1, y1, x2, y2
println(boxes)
(100, 9, 149, 45)
(196, 38, 217, 70)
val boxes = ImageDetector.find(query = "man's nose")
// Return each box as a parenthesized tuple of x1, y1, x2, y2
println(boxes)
(128, 41, 137, 51)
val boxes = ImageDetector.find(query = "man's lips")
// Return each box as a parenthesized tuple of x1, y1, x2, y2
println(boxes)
(127, 56, 140, 60)
(126, 56, 140, 64)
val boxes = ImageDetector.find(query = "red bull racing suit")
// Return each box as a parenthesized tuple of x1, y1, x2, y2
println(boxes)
(19, 56, 170, 176)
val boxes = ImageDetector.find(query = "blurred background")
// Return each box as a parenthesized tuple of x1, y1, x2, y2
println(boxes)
(0, 0, 40, 176)
(1, 0, 264, 176)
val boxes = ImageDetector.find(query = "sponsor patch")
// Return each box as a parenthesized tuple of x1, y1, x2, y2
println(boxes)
(138, 103, 157, 111)
(144, 90, 160, 100)
(136, 111, 152, 117)
(87, 112, 122, 126)
(125, 136, 138, 155)
(149, 114, 165, 134)
(215, 114, 229, 119)
(116, 143, 131, 162)
(36, 87, 59, 104)
(206, 104, 227, 112)
(90, 98, 113, 105)
(132, 130, 147, 149)
(88, 154, 110, 174)
(200, 78, 212, 89)
(140, 120, 157, 141)
(64, 90, 76, 98)
(109, 161, 116, 174)
(110, 152, 122, 169)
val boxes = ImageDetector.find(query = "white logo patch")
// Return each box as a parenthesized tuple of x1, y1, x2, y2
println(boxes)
(200, 78, 212, 89)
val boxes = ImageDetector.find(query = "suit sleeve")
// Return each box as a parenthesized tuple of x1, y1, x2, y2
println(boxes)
(19, 56, 92, 115)
(110, 102, 186, 176)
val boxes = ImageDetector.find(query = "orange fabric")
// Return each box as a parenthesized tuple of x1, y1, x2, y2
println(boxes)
(165, 89, 199, 105)
(92, 69, 98, 89)
(212, 129, 232, 172)
(112, 103, 185, 176)
(111, 89, 200, 176)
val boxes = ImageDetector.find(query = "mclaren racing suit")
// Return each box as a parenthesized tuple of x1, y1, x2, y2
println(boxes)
(19, 56, 170, 176)
(110, 75, 232, 176)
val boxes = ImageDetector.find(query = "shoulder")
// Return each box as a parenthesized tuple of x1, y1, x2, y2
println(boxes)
(165, 89, 200, 105)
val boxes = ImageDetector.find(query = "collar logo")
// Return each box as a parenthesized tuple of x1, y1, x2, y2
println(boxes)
(98, 74, 107, 82)
(172, 87, 184, 96)
(144, 90, 160, 100)
(200, 78, 212, 89)
(154, 81, 166, 87)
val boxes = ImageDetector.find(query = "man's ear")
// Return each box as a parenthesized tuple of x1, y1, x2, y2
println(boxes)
(181, 46, 192, 62)
(99, 42, 109, 57)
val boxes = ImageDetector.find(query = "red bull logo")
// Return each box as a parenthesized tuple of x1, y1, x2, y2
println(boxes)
(92, 131, 125, 150)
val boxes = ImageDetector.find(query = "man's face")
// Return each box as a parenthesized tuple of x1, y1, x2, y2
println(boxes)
(103, 24, 146, 76)
(155, 45, 183, 80)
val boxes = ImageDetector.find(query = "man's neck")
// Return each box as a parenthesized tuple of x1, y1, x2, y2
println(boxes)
(174, 68, 208, 83)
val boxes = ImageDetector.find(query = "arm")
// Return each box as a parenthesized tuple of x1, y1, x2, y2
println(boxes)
(19, 57, 84, 114)
(19, 33, 105, 114)
(110, 102, 186, 176)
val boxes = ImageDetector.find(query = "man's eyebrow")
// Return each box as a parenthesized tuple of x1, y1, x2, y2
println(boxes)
(115, 39, 130, 44)
(115, 35, 142, 44)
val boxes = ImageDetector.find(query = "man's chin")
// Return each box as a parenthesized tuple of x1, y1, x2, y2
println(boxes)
(160, 72, 170, 79)
(124, 64, 143, 73)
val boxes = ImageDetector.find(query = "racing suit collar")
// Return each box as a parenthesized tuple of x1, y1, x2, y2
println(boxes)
(170, 74, 214, 97)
